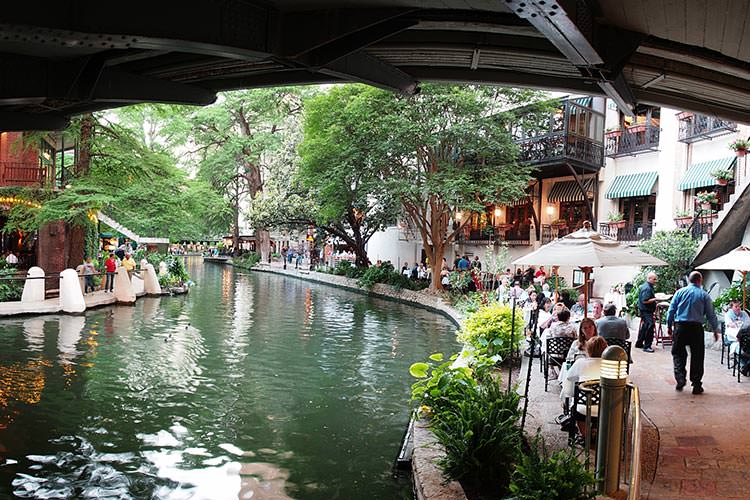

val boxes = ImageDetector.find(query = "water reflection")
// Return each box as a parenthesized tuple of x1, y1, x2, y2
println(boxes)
(0, 261, 458, 499)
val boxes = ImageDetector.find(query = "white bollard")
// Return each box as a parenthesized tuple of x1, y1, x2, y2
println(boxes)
(21, 267, 46, 302)
(143, 263, 161, 295)
(114, 267, 136, 304)
(132, 274, 145, 295)
(59, 268, 86, 313)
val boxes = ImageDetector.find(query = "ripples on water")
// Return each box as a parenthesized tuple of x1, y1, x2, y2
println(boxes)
(0, 260, 457, 499)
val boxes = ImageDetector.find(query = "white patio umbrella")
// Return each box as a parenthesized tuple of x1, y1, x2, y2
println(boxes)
(512, 222, 666, 317)
(696, 245, 750, 309)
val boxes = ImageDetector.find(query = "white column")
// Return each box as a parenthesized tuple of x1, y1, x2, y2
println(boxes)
(143, 263, 161, 295)
(59, 268, 86, 313)
(21, 266, 46, 302)
(114, 267, 136, 304)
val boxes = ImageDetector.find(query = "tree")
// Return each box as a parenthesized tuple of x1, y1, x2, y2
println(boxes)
(190, 89, 304, 260)
(297, 86, 400, 267)
(305, 84, 542, 289)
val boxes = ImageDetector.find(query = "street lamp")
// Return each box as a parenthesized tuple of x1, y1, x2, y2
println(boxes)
(597, 345, 629, 496)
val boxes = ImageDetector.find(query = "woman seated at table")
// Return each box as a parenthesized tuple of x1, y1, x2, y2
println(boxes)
(547, 309, 577, 339)
(539, 302, 567, 331)
(558, 318, 597, 384)
(560, 336, 609, 415)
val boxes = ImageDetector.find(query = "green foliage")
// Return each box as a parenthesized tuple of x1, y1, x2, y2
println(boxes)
(409, 353, 480, 415)
(508, 433, 596, 500)
(331, 259, 364, 278)
(233, 252, 261, 270)
(457, 304, 524, 359)
(357, 262, 427, 291)
(448, 270, 474, 292)
(144, 252, 191, 288)
(714, 280, 750, 311)
(431, 377, 522, 494)
(0, 260, 22, 302)
(451, 291, 491, 315)
(638, 230, 697, 292)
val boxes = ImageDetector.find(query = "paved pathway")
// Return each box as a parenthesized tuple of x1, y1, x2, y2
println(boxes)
(633, 339, 750, 499)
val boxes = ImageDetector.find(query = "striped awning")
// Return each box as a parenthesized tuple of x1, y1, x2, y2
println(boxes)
(507, 196, 531, 206)
(548, 179, 594, 203)
(678, 156, 736, 191)
(605, 171, 658, 199)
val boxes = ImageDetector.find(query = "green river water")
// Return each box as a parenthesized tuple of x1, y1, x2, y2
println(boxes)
(0, 259, 458, 499)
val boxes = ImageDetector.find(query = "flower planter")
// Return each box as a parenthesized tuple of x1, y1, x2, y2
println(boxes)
(674, 217, 692, 227)
(717, 178, 729, 186)
(700, 202, 712, 211)
(736, 148, 747, 158)
(614, 220, 626, 229)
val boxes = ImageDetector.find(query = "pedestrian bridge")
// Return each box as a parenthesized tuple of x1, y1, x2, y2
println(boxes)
(1, 0, 749, 129)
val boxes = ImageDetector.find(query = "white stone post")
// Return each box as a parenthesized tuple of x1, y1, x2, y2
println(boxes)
(21, 267, 46, 302)
(143, 263, 161, 295)
(114, 267, 136, 304)
(59, 268, 86, 313)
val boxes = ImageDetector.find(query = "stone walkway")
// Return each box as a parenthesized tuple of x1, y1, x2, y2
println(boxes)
(523, 331, 750, 500)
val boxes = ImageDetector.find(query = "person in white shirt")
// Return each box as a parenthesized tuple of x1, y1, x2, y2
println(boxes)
(5, 251, 18, 265)
(561, 336, 609, 421)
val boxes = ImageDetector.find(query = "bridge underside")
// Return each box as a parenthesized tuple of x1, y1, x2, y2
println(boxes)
(2, 0, 750, 129)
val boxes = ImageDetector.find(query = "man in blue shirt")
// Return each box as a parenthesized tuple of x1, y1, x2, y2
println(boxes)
(667, 271, 720, 394)
(636, 272, 658, 352)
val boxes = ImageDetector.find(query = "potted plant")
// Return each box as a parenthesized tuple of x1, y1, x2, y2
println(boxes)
(729, 138, 749, 157)
(676, 111, 694, 121)
(673, 209, 693, 227)
(712, 168, 734, 186)
(607, 211, 626, 229)
(695, 191, 718, 211)
(550, 218, 568, 229)
(605, 127, 622, 138)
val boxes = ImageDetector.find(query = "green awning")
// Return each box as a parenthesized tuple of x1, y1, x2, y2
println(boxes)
(678, 156, 736, 191)
(548, 179, 594, 203)
(605, 171, 658, 199)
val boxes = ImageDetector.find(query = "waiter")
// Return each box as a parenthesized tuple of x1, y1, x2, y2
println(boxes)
(667, 271, 719, 394)
(636, 272, 658, 352)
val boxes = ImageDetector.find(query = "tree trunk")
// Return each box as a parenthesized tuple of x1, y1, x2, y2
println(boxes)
(232, 204, 240, 258)
(354, 247, 370, 268)
(257, 227, 271, 262)
(77, 114, 94, 178)
(67, 223, 86, 269)
(428, 241, 445, 291)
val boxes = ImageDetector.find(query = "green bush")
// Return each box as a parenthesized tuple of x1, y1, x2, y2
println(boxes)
(714, 280, 750, 311)
(509, 433, 596, 500)
(0, 261, 22, 302)
(142, 252, 192, 288)
(410, 353, 483, 415)
(448, 270, 474, 292)
(332, 259, 365, 279)
(357, 262, 427, 291)
(638, 230, 696, 292)
(233, 252, 261, 270)
(432, 377, 522, 495)
(457, 304, 524, 359)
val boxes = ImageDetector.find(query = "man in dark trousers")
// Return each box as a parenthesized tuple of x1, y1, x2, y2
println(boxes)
(667, 271, 720, 394)
(636, 272, 658, 352)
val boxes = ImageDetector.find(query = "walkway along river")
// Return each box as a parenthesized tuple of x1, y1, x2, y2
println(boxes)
(0, 258, 458, 499)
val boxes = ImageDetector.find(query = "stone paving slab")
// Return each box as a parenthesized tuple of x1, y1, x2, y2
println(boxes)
(0, 298, 61, 316)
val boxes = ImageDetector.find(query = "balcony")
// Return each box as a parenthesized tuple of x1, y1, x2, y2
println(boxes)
(517, 132, 603, 170)
(605, 124, 660, 158)
(458, 226, 531, 246)
(597, 222, 653, 242)
(677, 112, 737, 143)
(0, 161, 44, 187)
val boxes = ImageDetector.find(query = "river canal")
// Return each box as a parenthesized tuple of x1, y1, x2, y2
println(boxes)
(0, 259, 458, 499)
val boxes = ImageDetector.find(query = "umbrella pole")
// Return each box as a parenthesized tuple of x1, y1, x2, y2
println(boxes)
(744, 271, 747, 310)
(581, 266, 592, 318)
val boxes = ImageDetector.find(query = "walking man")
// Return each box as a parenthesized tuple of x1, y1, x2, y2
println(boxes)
(667, 271, 720, 394)
(636, 272, 658, 352)
(104, 253, 117, 292)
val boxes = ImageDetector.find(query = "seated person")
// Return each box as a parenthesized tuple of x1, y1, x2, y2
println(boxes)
(591, 300, 604, 320)
(539, 302, 567, 331)
(561, 336, 609, 416)
(737, 322, 750, 377)
(596, 303, 630, 340)
(570, 293, 590, 318)
(558, 318, 598, 384)
(725, 300, 750, 329)
(547, 309, 577, 339)
(495, 278, 509, 303)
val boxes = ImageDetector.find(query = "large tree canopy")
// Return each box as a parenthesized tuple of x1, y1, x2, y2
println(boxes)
(298, 83, 543, 288)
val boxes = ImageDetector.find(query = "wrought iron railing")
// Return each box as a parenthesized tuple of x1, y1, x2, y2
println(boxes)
(605, 125, 660, 157)
(678, 113, 737, 143)
(597, 222, 653, 242)
(0, 161, 44, 187)
(687, 210, 716, 240)
(458, 226, 531, 246)
(517, 132, 603, 169)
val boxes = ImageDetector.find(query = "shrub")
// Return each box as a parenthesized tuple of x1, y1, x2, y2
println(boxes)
(332, 259, 355, 276)
(233, 252, 260, 270)
(508, 433, 596, 500)
(431, 377, 522, 496)
(0, 262, 22, 302)
(714, 280, 750, 311)
(357, 261, 427, 291)
(457, 304, 524, 359)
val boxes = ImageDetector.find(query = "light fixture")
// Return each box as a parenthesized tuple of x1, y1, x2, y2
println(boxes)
(455, 211, 463, 221)
(494, 207, 502, 217)
(600, 346, 629, 381)
(546, 205, 555, 216)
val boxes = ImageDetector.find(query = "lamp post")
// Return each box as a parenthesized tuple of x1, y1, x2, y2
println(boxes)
(596, 345, 629, 496)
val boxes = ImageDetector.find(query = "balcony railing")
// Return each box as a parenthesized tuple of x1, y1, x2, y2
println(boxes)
(517, 132, 603, 170)
(677, 113, 737, 143)
(458, 226, 531, 246)
(597, 222, 653, 242)
(605, 125, 660, 158)
(0, 161, 44, 187)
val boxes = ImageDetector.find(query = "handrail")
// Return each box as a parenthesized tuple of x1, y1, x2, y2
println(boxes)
(626, 383, 642, 500)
